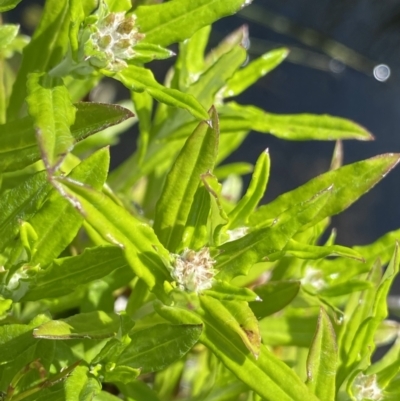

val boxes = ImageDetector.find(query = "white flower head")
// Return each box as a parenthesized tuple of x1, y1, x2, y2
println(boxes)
(352, 373, 383, 401)
(301, 266, 327, 291)
(82, 1, 144, 72)
(171, 248, 216, 293)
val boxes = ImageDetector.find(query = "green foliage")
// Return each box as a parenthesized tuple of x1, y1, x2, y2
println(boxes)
(0, 0, 399, 400)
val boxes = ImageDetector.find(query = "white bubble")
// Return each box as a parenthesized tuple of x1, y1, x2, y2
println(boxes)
(373, 64, 391, 82)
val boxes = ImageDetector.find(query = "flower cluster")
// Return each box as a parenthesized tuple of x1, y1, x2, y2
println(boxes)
(352, 373, 383, 401)
(84, 9, 144, 72)
(171, 248, 216, 293)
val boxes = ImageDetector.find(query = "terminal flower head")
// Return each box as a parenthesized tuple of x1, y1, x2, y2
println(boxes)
(171, 248, 216, 293)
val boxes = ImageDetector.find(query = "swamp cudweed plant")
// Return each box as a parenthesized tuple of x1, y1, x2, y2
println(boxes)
(0, 0, 399, 400)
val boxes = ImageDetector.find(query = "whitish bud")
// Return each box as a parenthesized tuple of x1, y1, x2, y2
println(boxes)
(352, 373, 383, 401)
(171, 248, 216, 293)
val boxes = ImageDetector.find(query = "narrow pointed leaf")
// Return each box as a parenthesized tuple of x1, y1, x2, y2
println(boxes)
(8, 0, 71, 119)
(217, 186, 332, 280)
(135, 0, 251, 47)
(250, 281, 300, 320)
(117, 64, 209, 120)
(181, 185, 211, 250)
(0, 171, 51, 252)
(219, 102, 374, 141)
(224, 48, 289, 97)
(21, 246, 127, 302)
(26, 72, 76, 166)
(0, 102, 134, 172)
(250, 154, 400, 228)
(227, 149, 270, 229)
(204, 280, 259, 302)
(33, 311, 120, 339)
(154, 107, 218, 252)
(117, 324, 202, 373)
(156, 302, 320, 401)
(306, 308, 337, 401)
(337, 243, 400, 386)
(29, 147, 110, 266)
(57, 179, 171, 301)
(0, 0, 22, 11)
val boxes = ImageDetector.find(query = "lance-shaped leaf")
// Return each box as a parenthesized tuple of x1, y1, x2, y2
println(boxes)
(250, 154, 400, 228)
(153, 107, 219, 252)
(200, 295, 261, 358)
(259, 314, 318, 347)
(29, 147, 110, 266)
(7, 0, 70, 119)
(0, 171, 51, 252)
(227, 149, 270, 229)
(0, 0, 22, 11)
(216, 186, 332, 281)
(337, 243, 400, 387)
(65, 365, 101, 401)
(224, 48, 289, 97)
(21, 246, 127, 302)
(33, 311, 120, 340)
(116, 324, 202, 373)
(0, 314, 50, 364)
(250, 281, 300, 320)
(155, 301, 320, 401)
(0, 102, 134, 173)
(306, 308, 338, 401)
(155, 44, 247, 140)
(56, 179, 171, 302)
(135, 0, 251, 47)
(26, 72, 76, 167)
(204, 280, 259, 302)
(133, 43, 176, 64)
(282, 239, 363, 261)
(180, 185, 211, 251)
(219, 102, 373, 141)
(116, 64, 208, 120)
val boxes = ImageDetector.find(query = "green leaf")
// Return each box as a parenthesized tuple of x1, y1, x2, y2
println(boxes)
(155, 301, 319, 401)
(0, 0, 22, 12)
(283, 239, 364, 261)
(259, 314, 318, 347)
(29, 147, 110, 266)
(65, 365, 101, 401)
(155, 44, 247, 140)
(250, 154, 400, 229)
(116, 64, 209, 120)
(135, 0, 251, 47)
(214, 162, 253, 179)
(56, 179, 172, 302)
(26, 72, 76, 167)
(33, 311, 120, 339)
(116, 324, 202, 373)
(180, 185, 211, 251)
(224, 48, 289, 97)
(204, 280, 259, 302)
(306, 308, 337, 401)
(200, 296, 261, 357)
(21, 246, 127, 302)
(0, 102, 134, 173)
(219, 102, 374, 141)
(153, 107, 218, 252)
(0, 314, 50, 364)
(0, 24, 19, 50)
(216, 186, 332, 280)
(227, 149, 270, 229)
(132, 42, 175, 63)
(7, 0, 71, 119)
(173, 25, 211, 89)
(337, 243, 400, 386)
(250, 281, 300, 320)
(0, 171, 51, 252)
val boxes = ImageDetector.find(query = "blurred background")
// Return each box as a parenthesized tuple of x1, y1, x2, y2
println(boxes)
(5, 0, 400, 246)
